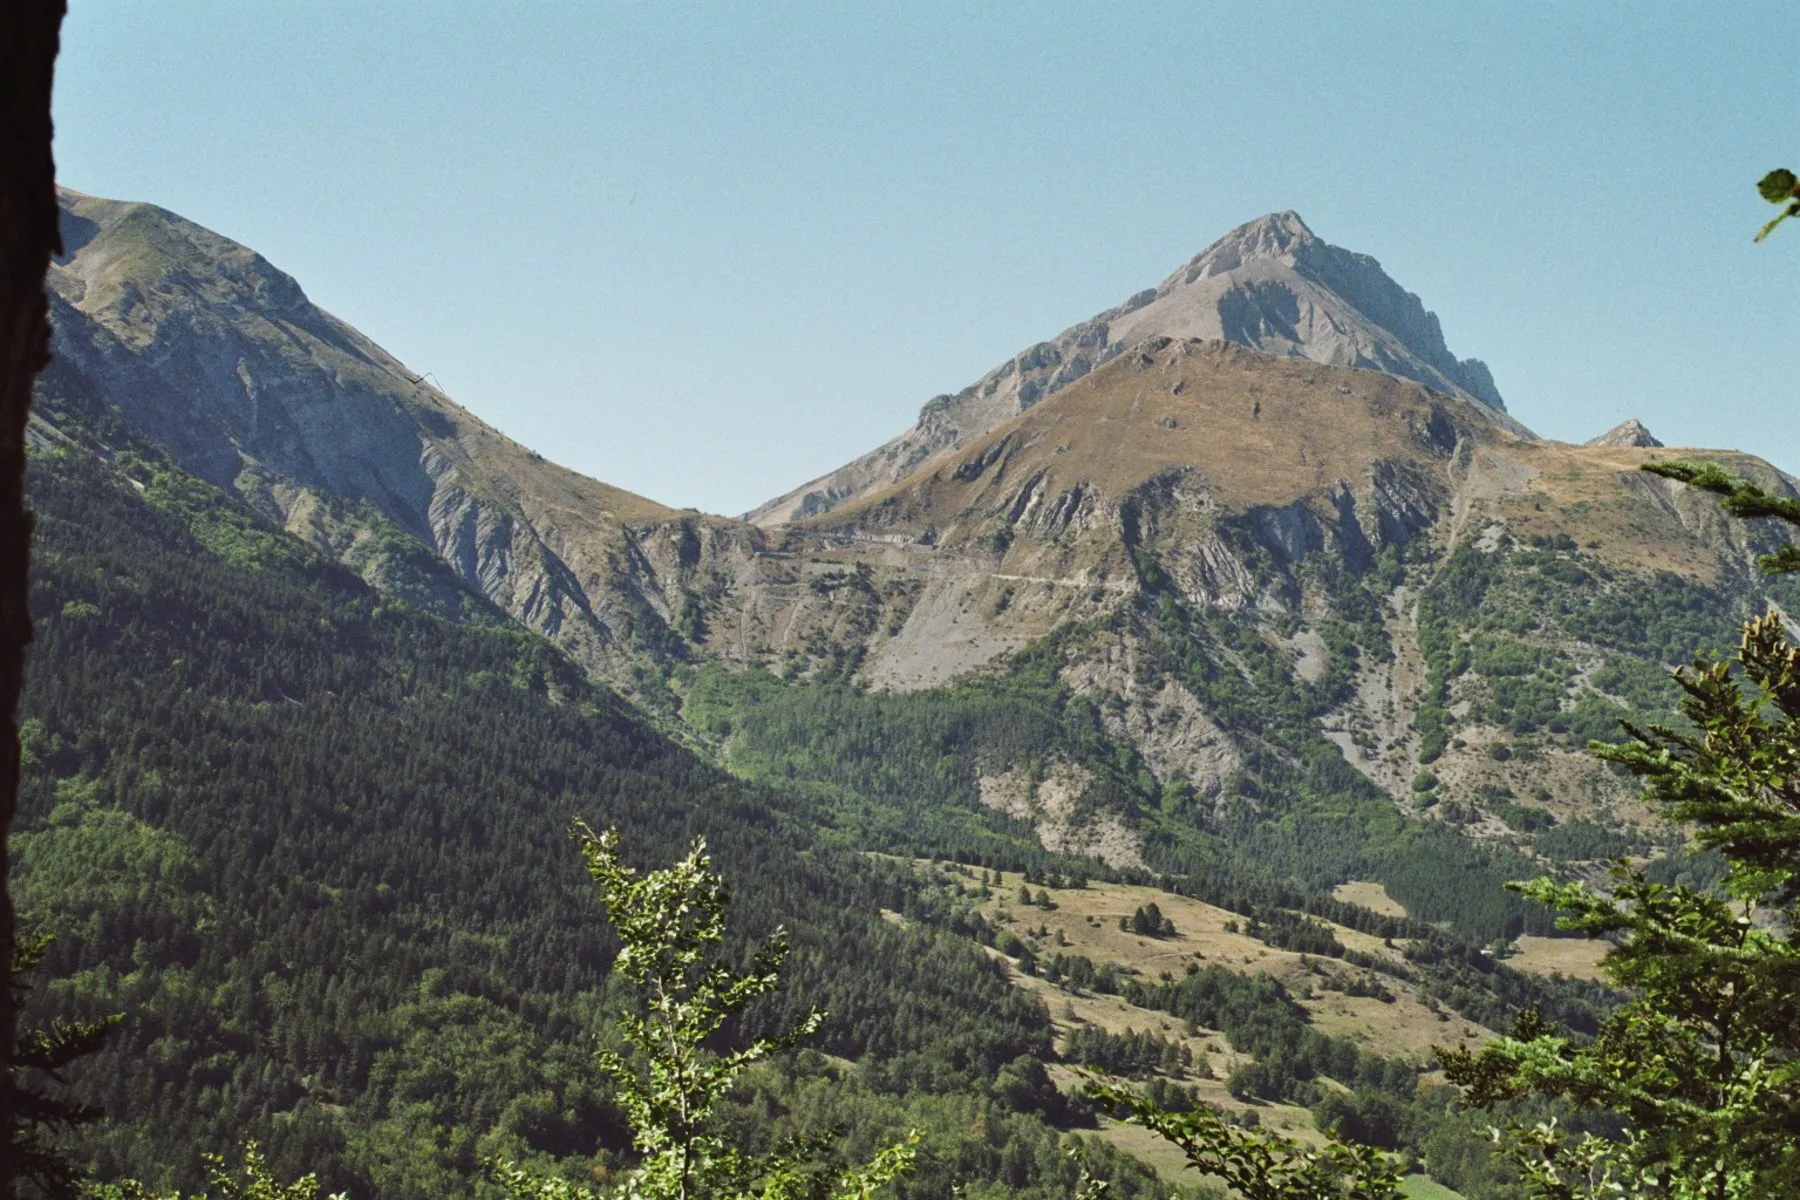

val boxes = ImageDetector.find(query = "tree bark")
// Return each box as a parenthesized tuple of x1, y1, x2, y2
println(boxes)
(0, 3, 66, 1194)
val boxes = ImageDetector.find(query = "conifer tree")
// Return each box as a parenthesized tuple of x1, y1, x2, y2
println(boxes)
(5, 931, 114, 1200)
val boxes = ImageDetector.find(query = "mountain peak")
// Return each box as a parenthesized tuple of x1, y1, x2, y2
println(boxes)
(54, 186, 312, 317)
(750, 211, 1522, 525)
(1175, 210, 1318, 281)
(1587, 419, 1663, 448)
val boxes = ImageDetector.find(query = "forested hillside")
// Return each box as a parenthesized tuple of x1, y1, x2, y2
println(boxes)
(14, 390, 1187, 1198)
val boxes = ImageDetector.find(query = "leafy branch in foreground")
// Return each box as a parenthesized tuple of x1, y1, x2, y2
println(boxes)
(496, 821, 915, 1200)
(83, 1141, 342, 1200)
(1757, 168, 1799, 241)
(1085, 1079, 1402, 1200)
(1639, 460, 1800, 576)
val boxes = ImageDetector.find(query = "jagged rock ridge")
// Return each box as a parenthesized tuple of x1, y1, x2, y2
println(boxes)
(748, 210, 1524, 526)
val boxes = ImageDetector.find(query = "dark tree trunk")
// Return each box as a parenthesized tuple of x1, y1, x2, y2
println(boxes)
(0, 3, 66, 1195)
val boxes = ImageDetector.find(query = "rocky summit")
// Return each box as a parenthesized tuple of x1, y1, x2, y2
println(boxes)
(748, 210, 1520, 526)
(1587, 417, 1664, 448)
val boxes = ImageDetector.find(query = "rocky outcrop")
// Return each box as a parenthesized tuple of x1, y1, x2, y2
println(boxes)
(1060, 643, 1242, 801)
(978, 760, 1144, 869)
(1587, 419, 1663, 448)
(749, 211, 1524, 526)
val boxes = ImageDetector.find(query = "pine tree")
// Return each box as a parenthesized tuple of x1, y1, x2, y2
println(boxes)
(5, 931, 115, 1200)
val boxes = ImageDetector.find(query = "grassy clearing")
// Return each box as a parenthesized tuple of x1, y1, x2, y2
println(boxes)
(911, 863, 1506, 1187)
(1507, 933, 1610, 982)
(932, 866, 1493, 1065)
(1331, 880, 1408, 918)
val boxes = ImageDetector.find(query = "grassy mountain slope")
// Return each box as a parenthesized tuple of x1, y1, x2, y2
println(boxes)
(49, 191, 1798, 839)
(746, 337, 1797, 880)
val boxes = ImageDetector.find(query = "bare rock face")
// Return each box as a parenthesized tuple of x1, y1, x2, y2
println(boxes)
(1059, 642, 1242, 801)
(977, 760, 1144, 869)
(749, 211, 1520, 526)
(1586, 419, 1663, 448)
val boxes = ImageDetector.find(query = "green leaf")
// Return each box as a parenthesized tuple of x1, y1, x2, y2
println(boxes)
(1757, 169, 1798, 204)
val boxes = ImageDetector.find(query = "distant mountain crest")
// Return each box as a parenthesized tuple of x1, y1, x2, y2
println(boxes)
(44, 186, 688, 674)
(1171, 209, 1316, 280)
(1588, 418, 1663, 448)
(1130, 211, 1508, 412)
(749, 211, 1522, 525)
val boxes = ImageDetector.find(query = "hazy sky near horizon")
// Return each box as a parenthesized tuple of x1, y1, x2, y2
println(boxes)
(53, 2, 1800, 515)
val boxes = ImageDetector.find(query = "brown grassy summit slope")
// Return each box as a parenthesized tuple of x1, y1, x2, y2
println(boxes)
(1486, 440, 1795, 581)
(814, 337, 1791, 587)
(821, 339, 1506, 536)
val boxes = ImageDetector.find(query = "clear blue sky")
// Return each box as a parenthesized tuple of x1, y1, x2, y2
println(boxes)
(51, 2, 1799, 516)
